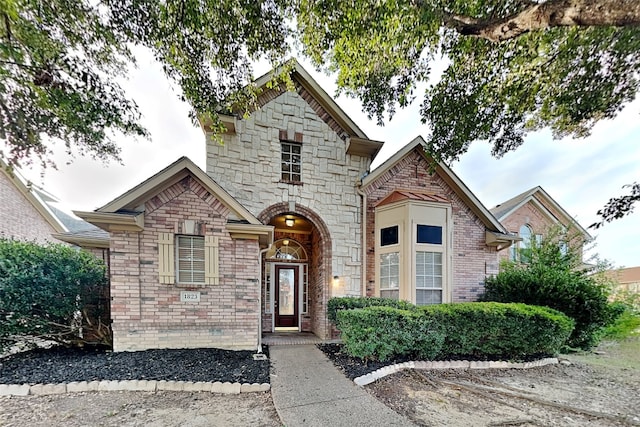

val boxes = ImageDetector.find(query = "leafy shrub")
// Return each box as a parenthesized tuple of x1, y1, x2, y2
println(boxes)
(327, 296, 415, 323)
(419, 302, 574, 359)
(601, 303, 640, 340)
(482, 227, 617, 349)
(336, 302, 573, 361)
(0, 239, 110, 351)
(337, 306, 445, 361)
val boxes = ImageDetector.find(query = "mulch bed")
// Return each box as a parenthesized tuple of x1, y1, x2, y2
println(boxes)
(0, 345, 270, 385)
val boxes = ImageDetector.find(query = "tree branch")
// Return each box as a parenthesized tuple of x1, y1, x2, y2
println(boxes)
(442, 0, 640, 42)
(590, 182, 640, 229)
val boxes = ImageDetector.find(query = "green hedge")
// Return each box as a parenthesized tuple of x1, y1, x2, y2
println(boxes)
(0, 239, 110, 351)
(328, 296, 416, 323)
(333, 298, 574, 361)
(482, 266, 616, 349)
(419, 302, 574, 359)
(337, 306, 445, 361)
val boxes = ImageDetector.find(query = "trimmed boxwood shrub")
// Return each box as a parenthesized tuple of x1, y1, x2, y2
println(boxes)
(328, 296, 415, 323)
(334, 300, 574, 361)
(419, 302, 574, 359)
(337, 306, 445, 361)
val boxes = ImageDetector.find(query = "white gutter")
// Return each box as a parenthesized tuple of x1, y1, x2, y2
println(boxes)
(356, 185, 367, 297)
(256, 245, 272, 353)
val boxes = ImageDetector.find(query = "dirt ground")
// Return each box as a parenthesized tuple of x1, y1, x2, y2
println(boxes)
(368, 338, 640, 427)
(1, 338, 638, 427)
(0, 391, 281, 427)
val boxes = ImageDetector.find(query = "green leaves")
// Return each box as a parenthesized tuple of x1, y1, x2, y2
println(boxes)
(1, 0, 294, 168)
(0, 239, 108, 351)
(482, 226, 617, 349)
(297, 1, 640, 163)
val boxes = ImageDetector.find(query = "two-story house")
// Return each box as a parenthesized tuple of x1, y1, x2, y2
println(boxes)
(77, 61, 570, 352)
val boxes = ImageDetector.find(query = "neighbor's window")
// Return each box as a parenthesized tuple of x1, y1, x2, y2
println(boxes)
(381, 225, 399, 246)
(379, 252, 399, 299)
(518, 224, 533, 262)
(281, 141, 302, 182)
(417, 225, 442, 244)
(415, 251, 443, 305)
(176, 235, 205, 284)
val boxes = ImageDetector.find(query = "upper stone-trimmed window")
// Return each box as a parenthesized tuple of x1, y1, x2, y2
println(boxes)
(281, 141, 302, 183)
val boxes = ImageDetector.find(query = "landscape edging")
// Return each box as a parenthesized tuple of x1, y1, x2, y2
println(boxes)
(0, 380, 270, 396)
(353, 357, 559, 386)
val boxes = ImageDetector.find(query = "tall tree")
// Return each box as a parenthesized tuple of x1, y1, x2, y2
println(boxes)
(2, 1, 638, 223)
(297, 0, 640, 224)
(0, 0, 293, 168)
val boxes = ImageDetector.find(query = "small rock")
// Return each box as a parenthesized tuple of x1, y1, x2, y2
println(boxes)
(559, 359, 572, 366)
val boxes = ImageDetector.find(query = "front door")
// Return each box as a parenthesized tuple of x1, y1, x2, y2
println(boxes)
(275, 265, 298, 328)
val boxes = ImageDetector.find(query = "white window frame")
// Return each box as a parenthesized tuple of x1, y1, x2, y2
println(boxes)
(157, 232, 218, 286)
(176, 235, 206, 285)
(281, 141, 302, 182)
(379, 251, 400, 300)
(415, 251, 443, 305)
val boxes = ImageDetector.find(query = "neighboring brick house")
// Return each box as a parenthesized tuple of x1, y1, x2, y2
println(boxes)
(1, 159, 69, 243)
(77, 60, 534, 352)
(606, 266, 640, 295)
(490, 186, 591, 263)
(0, 159, 108, 255)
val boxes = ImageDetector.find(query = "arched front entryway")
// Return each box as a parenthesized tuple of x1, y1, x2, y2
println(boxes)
(258, 203, 332, 339)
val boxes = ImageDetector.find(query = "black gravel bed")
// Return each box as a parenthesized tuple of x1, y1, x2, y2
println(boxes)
(318, 343, 551, 380)
(0, 346, 270, 385)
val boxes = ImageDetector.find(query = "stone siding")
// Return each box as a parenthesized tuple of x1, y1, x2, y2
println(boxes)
(207, 90, 370, 296)
(363, 148, 498, 302)
(110, 177, 260, 352)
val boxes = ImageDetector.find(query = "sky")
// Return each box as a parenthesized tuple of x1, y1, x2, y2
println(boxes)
(14, 50, 640, 269)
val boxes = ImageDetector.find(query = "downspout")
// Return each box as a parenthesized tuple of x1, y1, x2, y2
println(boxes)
(256, 246, 271, 354)
(356, 184, 367, 297)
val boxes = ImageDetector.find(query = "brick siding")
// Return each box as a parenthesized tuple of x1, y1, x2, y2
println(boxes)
(363, 148, 499, 302)
(110, 176, 260, 351)
(0, 171, 61, 244)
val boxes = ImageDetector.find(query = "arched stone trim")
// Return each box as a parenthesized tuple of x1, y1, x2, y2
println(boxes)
(258, 202, 333, 339)
(258, 203, 332, 251)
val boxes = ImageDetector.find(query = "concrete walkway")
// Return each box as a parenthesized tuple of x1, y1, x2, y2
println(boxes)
(269, 344, 415, 427)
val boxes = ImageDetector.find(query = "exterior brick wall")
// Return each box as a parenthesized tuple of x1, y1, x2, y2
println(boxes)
(110, 176, 260, 352)
(497, 196, 585, 263)
(0, 171, 61, 244)
(363, 148, 498, 302)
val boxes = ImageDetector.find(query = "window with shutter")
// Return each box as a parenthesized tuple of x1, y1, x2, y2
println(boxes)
(159, 232, 219, 286)
(204, 235, 219, 285)
(158, 232, 175, 284)
(176, 235, 206, 284)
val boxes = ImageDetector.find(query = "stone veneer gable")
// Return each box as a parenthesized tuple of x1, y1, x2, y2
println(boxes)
(207, 89, 371, 295)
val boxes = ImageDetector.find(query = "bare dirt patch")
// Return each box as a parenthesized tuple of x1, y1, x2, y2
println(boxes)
(367, 338, 640, 427)
(0, 390, 280, 427)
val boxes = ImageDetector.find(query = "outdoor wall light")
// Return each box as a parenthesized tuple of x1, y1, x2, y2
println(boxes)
(332, 275, 340, 289)
(282, 239, 290, 246)
(285, 218, 295, 227)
